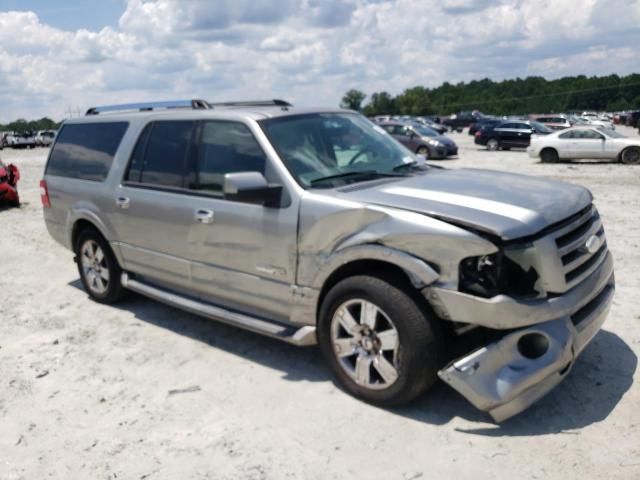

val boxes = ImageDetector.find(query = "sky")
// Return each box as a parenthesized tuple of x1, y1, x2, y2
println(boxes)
(0, 0, 639, 122)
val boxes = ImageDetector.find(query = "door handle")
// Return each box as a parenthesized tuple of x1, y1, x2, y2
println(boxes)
(194, 208, 214, 224)
(115, 196, 130, 209)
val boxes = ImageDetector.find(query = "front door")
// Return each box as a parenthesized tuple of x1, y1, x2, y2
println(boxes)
(183, 120, 298, 323)
(569, 129, 605, 158)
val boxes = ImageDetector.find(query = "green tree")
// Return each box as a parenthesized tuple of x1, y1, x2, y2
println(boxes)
(340, 89, 367, 111)
(362, 91, 396, 116)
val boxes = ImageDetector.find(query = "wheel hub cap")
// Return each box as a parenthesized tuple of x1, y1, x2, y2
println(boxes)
(80, 239, 109, 295)
(330, 299, 400, 390)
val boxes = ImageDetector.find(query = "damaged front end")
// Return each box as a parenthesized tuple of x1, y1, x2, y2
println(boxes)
(431, 205, 615, 422)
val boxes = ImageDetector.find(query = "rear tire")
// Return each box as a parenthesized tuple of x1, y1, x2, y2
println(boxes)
(540, 148, 559, 163)
(486, 138, 499, 151)
(620, 147, 640, 165)
(75, 228, 127, 304)
(318, 275, 444, 407)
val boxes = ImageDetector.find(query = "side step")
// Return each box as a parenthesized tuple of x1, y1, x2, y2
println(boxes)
(121, 273, 316, 346)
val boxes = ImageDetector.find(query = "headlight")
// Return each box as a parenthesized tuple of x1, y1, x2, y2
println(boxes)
(459, 252, 540, 298)
(428, 139, 441, 147)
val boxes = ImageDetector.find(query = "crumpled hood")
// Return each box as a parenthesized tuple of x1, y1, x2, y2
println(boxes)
(335, 168, 593, 240)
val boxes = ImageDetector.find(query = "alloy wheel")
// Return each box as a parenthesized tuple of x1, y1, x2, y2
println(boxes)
(330, 299, 400, 390)
(80, 239, 110, 295)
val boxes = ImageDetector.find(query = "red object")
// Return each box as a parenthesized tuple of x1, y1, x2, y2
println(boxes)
(40, 179, 51, 208)
(0, 159, 20, 207)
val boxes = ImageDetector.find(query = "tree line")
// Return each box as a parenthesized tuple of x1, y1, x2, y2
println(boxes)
(0, 117, 60, 133)
(340, 73, 640, 117)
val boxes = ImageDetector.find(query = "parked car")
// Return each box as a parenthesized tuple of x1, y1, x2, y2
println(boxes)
(475, 120, 552, 150)
(468, 117, 502, 135)
(35, 130, 56, 147)
(534, 115, 572, 130)
(0, 157, 20, 207)
(625, 111, 640, 128)
(378, 121, 458, 159)
(442, 111, 483, 132)
(528, 126, 640, 164)
(7, 131, 36, 149)
(580, 116, 614, 130)
(42, 99, 614, 422)
(413, 117, 447, 135)
(0, 132, 8, 150)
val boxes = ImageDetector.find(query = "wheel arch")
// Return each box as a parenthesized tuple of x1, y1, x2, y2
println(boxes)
(540, 146, 559, 159)
(71, 218, 106, 251)
(313, 252, 440, 326)
(69, 216, 125, 268)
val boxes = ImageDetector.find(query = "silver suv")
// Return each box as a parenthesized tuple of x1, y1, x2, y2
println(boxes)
(41, 99, 614, 422)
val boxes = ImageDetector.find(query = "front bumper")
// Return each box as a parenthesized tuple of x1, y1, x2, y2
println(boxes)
(433, 253, 615, 422)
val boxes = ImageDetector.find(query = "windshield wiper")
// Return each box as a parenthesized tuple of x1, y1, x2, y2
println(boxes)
(310, 170, 405, 185)
(392, 161, 429, 172)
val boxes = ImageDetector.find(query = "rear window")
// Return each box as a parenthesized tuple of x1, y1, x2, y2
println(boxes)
(46, 122, 128, 181)
(138, 121, 196, 188)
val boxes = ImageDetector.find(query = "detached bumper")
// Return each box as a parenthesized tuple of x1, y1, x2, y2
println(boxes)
(433, 255, 615, 422)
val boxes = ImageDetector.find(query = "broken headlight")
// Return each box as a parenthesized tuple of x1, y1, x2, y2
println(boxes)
(459, 252, 540, 298)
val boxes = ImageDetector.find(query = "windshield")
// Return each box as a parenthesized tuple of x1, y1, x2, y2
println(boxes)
(261, 113, 421, 188)
(598, 128, 625, 138)
(411, 124, 438, 137)
(530, 121, 552, 133)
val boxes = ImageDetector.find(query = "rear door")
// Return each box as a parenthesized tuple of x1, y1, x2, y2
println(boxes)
(111, 120, 199, 291)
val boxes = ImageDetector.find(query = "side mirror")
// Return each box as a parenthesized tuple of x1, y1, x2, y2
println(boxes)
(223, 172, 283, 208)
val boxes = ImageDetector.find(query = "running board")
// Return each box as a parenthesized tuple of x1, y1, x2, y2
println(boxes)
(121, 273, 316, 346)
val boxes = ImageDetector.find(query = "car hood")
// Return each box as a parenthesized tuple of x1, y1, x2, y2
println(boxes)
(334, 168, 592, 240)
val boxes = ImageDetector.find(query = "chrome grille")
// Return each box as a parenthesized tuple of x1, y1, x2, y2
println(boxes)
(550, 205, 609, 290)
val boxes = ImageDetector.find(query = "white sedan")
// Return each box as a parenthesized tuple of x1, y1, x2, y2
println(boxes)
(528, 126, 640, 164)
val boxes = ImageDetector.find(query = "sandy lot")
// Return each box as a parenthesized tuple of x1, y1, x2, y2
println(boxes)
(1, 126, 639, 480)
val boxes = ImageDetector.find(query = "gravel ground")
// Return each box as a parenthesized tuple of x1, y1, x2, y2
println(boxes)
(1, 126, 639, 480)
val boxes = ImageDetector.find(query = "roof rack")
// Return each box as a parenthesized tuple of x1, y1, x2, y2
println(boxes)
(85, 99, 210, 116)
(208, 99, 292, 108)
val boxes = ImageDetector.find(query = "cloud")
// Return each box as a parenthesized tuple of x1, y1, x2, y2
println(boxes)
(0, 0, 639, 121)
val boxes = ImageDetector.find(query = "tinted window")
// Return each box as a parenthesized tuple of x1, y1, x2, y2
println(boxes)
(191, 121, 267, 193)
(578, 129, 604, 140)
(46, 122, 128, 181)
(125, 123, 152, 182)
(559, 130, 575, 139)
(140, 121, 196, 188)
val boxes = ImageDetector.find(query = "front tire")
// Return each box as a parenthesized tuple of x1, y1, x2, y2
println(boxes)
(75, 229, 126, 304)
(416, 146, 430, 159)
(318, 275, 444, 407)
(620, 147, 640, 165)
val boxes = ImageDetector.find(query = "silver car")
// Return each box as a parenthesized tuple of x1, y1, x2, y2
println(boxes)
(41, 99, 615, 422)
(528, 126, 640, 164)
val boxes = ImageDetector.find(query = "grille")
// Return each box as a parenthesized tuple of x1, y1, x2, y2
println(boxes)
(571, 283, 614, 326)
(551, 205, 608, 290)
